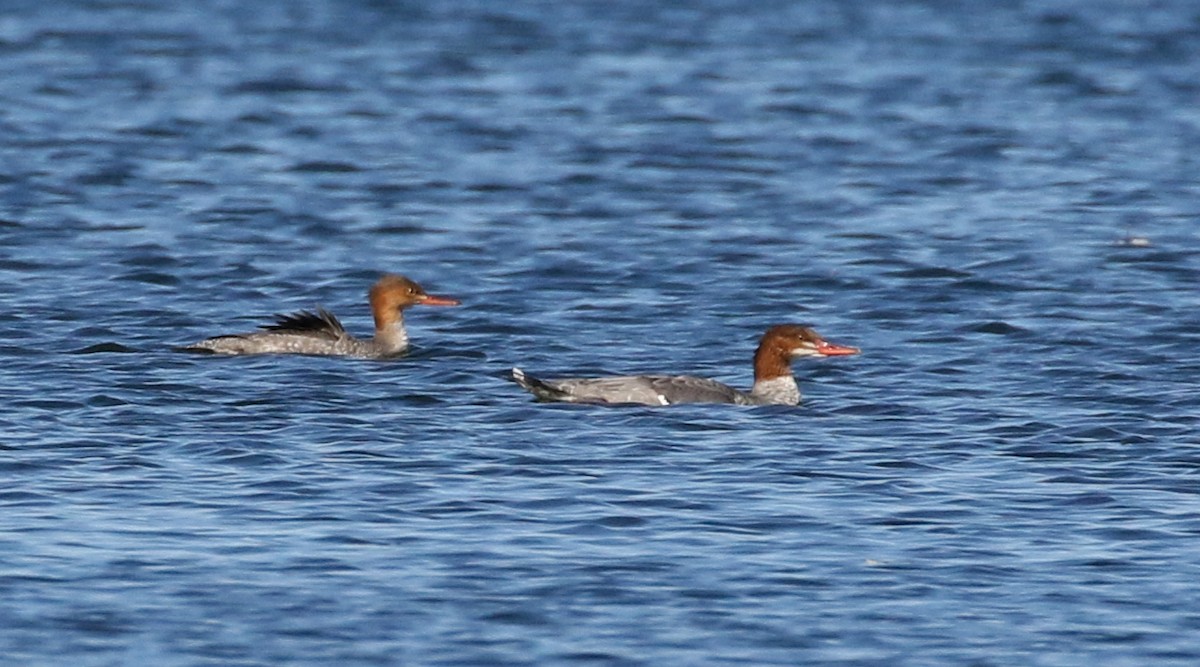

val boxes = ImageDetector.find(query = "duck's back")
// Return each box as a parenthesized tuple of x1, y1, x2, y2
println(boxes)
(522, 372, 749, 406)
(187, 308, 362, 356)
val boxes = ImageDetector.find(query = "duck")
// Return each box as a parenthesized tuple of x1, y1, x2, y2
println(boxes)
(185, 274, 459, 358)
(510, 324, 858, 406)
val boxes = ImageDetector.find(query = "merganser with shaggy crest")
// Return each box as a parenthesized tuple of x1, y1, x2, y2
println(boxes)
(185, 274, 459, 358)
(510, 324, 858, 406)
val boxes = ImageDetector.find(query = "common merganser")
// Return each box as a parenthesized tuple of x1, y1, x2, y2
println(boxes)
(510, 324, 858, 406)
(185, 274, 459, 358)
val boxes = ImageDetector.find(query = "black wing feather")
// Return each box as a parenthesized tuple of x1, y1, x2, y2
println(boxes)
(260, 308, 346, 337)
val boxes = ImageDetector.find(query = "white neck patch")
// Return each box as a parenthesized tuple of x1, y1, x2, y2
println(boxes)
(750, 376, 801, 405)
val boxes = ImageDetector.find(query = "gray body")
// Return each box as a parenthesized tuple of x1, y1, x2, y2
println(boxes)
(186, 309, 409, 358)
(511, 368, 801, 406)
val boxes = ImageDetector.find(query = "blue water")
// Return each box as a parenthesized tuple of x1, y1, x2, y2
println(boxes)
(2, 0, 1200, 664)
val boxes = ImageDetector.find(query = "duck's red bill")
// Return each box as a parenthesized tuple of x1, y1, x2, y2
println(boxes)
(817, 341, 860, 356)
(420, 294, 461, 306)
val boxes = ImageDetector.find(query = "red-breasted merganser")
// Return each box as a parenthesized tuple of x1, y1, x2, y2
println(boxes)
(510, 324, 858, 406)
(186, 274, 460, 358)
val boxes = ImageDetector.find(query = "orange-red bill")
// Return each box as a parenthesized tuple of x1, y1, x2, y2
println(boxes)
(817, 340, 860, 356)
(420, 294, 461, 306)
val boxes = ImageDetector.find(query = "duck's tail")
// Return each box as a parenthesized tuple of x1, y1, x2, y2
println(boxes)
(510, 367, 573, 402)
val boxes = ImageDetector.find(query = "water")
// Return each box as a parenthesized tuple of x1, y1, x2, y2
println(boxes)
(2, 0, 1199, 664)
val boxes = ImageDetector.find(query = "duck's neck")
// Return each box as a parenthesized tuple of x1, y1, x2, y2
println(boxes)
(749, 376, 800, 405)
(751, 345, 799, 405)
(373, 310, 409, 354)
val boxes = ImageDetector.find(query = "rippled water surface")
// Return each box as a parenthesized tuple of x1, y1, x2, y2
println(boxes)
(3, 1, 1200, 664)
